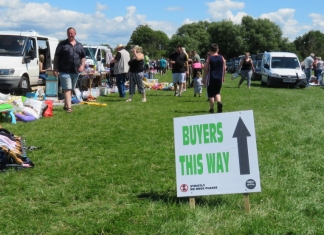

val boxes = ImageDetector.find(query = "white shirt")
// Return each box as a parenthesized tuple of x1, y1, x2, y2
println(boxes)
(304, 56, 314, 69)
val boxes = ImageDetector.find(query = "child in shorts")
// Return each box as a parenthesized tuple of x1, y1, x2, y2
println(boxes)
(193, 71, 203, 97)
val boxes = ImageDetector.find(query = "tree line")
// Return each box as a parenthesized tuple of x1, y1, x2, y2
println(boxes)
(123, 15, 324, 61)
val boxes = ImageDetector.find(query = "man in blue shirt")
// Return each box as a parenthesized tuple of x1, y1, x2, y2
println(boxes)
(159, 57, 167, 75)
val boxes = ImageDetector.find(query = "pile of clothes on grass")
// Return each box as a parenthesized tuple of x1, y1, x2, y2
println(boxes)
(0, 128, 35, 171)
(142, 78, 174, 91)
(0, 92, 53, 123)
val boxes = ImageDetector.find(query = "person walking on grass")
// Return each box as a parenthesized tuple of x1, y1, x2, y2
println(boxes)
(193, 71, 203, 97)
(53, 27, 85, 113)
(159, 57, 167, 75)
(236, 52, 255, 89)
(126, 45, 146, 102)
(181, 47, 189, 91)
(111, 44, 130, 98)
(169, 45, 188, 97)
(203, 44, 225, 113)
(304, 53, 315, 86)
(316, 57, 323, 85)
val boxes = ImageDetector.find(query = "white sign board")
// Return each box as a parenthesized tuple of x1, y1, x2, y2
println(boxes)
(174, 110, 261, 197)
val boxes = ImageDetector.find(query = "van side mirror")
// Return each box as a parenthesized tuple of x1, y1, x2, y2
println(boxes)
(28, 50, 35, 60)
(23, 50, 35, 63)
(264, 64, 269, 69)
(96, 56, 101, 61)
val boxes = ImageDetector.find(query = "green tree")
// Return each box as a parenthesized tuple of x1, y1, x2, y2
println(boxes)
(207, 20, 245, 59)
(241, 16, 283, 54)
(127, 25, 169, 58)
(128, 25, 155, 52)
(278, 38, 297, 54)
(167, 34, 199, 57)
(294, 30, 324, 59)
(152, 30, 169, 58)
(175, 21, 211, 57)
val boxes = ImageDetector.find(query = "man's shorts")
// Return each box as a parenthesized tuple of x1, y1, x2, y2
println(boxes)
(172, 73, 186, 83)
(59, 72, 79, 90)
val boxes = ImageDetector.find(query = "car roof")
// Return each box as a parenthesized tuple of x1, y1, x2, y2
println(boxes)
(0, 30, 58, 41)
(264, 52, 297, 58)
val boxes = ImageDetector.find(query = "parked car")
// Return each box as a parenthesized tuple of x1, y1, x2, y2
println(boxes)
(0, 30, 58, 91)
(260, 51, 306, 87)
(83, 45, 112, 71)
(226, 61, 233, 72)
(251, 54, 257, 67)
(232, 57, 240, 73)
(252, 53, 263, 81)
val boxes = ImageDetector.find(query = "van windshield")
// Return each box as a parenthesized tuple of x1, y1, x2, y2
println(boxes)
(0, 35, 27, 55)
(84, 47, 96, 59)
(271, 57, 300, 69)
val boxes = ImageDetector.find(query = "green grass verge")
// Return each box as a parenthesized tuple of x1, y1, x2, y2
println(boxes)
(1, 71, 324, 234)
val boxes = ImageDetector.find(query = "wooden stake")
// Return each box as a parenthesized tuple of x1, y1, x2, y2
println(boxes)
(189, 197, 195, 209)
(244, 193, 250, 213)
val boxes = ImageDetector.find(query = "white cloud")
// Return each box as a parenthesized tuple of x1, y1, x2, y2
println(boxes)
(165, 7, 183, 11)
(206, 0, 246, 23)
(309, 13, 324, 28)
(0, 0, 20, 8)
(182, 18, 194, 25)
(146, 20, 177, 38)
(205, 2, 317, 41)
(96, 2, 107, 11)
(0, 2, 177, 46)
(260, 8, 307, 40)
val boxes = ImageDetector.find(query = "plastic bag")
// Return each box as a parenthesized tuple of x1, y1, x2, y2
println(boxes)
(82, 91, 90, 100)
(231, 73, 239, 80)
(23, 98, 44, 119)
(43, 100, 53, 117)
(74, 88, 83, 101)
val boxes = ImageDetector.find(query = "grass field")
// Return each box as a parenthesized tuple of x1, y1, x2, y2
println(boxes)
(1, 71, 324, 235)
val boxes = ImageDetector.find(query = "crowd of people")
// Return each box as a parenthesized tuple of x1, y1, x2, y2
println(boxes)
(302, 53, 324, 86)
(52, 27, 227, 114)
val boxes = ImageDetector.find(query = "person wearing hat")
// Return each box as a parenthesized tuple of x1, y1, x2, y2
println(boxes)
(304, 53, 315, 86)
(111, 44, 130, 98)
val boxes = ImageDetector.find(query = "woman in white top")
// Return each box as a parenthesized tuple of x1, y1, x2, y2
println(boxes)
(316, 57, 323, 85)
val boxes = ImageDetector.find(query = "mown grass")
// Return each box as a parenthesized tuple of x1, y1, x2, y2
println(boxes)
(1, 71, 324, 234)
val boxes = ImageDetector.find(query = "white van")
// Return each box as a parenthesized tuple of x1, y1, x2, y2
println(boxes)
(0, 30, 58, 91)
(261, 51, 306, 87)
(83, 45, 112, 71)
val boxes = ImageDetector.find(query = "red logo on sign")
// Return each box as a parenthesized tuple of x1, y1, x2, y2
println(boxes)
(180, 184, 189, 192)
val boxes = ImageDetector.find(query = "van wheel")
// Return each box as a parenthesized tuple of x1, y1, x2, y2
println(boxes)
(261, 78, 266, 86)
(267, 76, 273, 87)
(19, 76, 30, 90)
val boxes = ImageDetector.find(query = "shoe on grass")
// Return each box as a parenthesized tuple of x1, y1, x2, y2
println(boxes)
(217, 102, 223, 113)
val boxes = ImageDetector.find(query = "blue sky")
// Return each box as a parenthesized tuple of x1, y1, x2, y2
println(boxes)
(1, 0, 323, 47)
